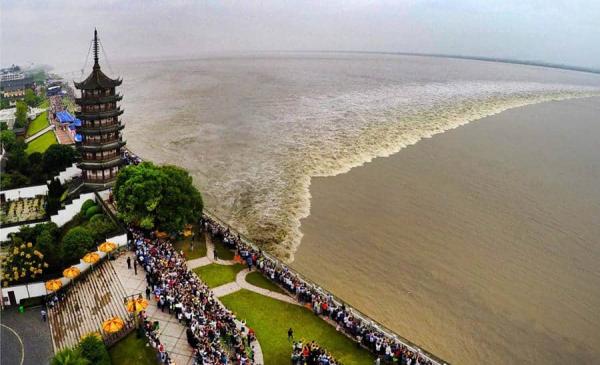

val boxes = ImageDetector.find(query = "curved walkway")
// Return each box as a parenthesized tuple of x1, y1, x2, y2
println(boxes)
(186, 234, 238, 269)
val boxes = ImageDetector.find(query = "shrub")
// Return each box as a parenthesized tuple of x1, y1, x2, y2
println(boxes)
(36, 227, 62, 271)
(1, 242, 47, 287)
(42, 144, 78, 175)
(61, 227, 94, 264)
(51, 347, 90, 365)
(84, 205, 101, 219)
(78, 334, 110, 365)
(80, 199, 96, 213)
(87, 214, 117, 242)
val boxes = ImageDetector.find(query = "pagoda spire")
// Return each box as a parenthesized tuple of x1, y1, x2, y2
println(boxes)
(93, 28, 99, 70)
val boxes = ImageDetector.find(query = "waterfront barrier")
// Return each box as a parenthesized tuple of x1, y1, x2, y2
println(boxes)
(121, 147, 447, 363)
(201, 209, 448, 365)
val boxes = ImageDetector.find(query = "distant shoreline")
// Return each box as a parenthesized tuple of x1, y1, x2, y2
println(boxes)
(266, 50, 600, 75)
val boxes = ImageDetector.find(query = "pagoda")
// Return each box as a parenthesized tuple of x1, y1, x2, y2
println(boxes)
(74, 29, 125, 189)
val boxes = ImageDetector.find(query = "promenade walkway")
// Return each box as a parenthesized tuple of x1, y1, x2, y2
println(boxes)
(24, 125, 54, 143)
(112, 252, 195, 365)
(187, 237, 300, 305)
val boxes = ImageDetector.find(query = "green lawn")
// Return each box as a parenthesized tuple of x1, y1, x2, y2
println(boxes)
(193, 263, 244, 288)
(109, 332, 158, 365)
(26, 111, 49, 137)
(38, 98, 49, 109)
(174, 232, 207, 260)
(25, 130, 57, 154)
(221, 290, 375, 365)
(210, 236, 235, 260)
(245, 271, 286, 294)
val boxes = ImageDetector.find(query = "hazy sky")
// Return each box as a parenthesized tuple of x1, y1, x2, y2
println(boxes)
(2, 0, 599, 71)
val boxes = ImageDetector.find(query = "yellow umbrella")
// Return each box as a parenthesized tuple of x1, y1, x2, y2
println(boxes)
(45, 279, 62, 292)
(126, 297, 149, 313)
(82, 252, 100, 264)
(63, 266, 81, 279)
(98, 242, 117, 253)
(183, 229, 193, 238)
(102, 317, 124, 334)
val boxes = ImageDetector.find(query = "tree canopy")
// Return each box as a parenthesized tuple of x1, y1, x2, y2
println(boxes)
(43, 144, 78, 175)
(14, 101, 28, 128)
(114, 162, 203, 233)
(24, 89, 42, 107)
(62, 227, 95, 264)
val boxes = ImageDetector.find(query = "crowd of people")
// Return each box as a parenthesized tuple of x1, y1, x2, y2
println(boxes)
(123, 149, 142, 165)
(201, 216, 438, 365)
(139, 311, 173, 364)
(130, 227, 255, 365)
(291, 341, 339, 365)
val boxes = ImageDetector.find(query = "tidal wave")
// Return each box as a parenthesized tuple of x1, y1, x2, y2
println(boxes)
(226, 82, 600, 261)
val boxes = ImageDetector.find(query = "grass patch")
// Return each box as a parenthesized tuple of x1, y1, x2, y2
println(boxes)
(109, 332, 158, 365)
(221, 290, 374, 365)
(26, 111, 49, 137)
(38, 98, 49, 109)
(245, 271, 286, 294)
(25, 130, 57, 154)
(174, 232, 207, 260)
(193, 263, 244, 288)
(210, 236, 235, 260)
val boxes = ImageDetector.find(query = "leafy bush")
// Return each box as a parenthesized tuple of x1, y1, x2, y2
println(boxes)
(80, 199, 96, 213)
(42, 144, 78, 175)
(87, 214, 117, 242)
(1, 242, 48, 287)
(84, 205, 101, 219)
(78, 334, 110, 365)
(51, 347, 90, 365)
(61, 227, 94, 264)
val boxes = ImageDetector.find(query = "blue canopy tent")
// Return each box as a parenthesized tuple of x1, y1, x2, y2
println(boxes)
(56, 111, 75, 124)
(72, 118, 82, 127)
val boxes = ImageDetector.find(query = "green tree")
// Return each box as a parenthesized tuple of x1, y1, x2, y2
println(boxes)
(5, 141, 29, 174)
(51, 347, 90, 365)
(0, 98, 10, 110)
(87, 214, 117, 242)
(14, 101, 28, 128)
(46, 178, 65, 215)
(114, 162, 203, 233)
(35, 223, 61, 271)
(61, 227, 95, 264)
(1, 129, 16, 151)
(78, 334, 110, 365)
(0, 172, 29, 190)
(24, 89, 41, 107)
(43, 144, 77, 175)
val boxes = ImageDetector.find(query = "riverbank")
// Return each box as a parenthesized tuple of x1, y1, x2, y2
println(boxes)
(292, 96, 600, 364)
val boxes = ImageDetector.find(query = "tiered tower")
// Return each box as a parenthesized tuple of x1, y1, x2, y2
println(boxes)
(74, 29, 125, 189)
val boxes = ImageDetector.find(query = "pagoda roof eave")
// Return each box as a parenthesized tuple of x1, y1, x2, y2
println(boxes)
(74, 68, 122, 90)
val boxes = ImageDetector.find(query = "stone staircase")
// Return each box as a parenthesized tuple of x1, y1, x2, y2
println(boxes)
(47, 260, 132, 352)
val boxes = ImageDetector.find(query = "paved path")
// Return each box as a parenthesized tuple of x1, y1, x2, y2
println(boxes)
(24, 124, 54, 143)
(236, 269, 300, 306)
(211, 268, 300, 307)
(186, 235, 237, 269)
(112, 252, 195, 365)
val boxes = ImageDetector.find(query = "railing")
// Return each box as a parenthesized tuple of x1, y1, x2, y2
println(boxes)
(82, 154, 119, 162)
(103, 318, 136, 347)
(119, 148, 448, 364)
(84, 176, 118, 183)
(202, 209, 448, 365)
